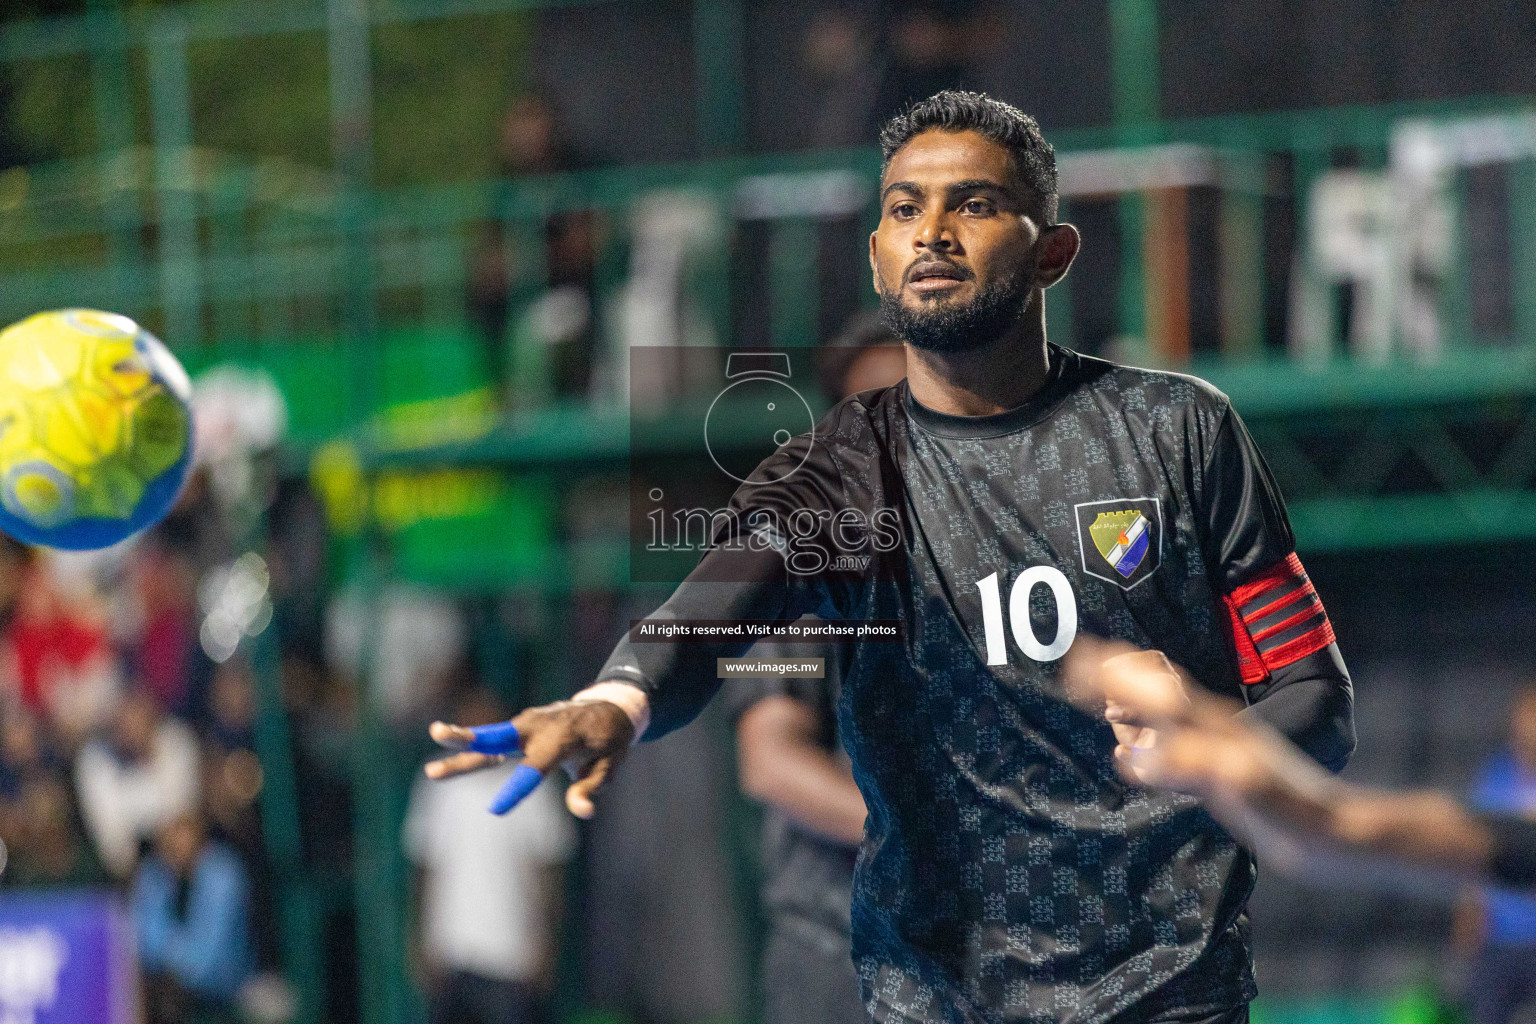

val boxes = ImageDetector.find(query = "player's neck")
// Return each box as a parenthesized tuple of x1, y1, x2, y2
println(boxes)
(904, 298, 1052, 417)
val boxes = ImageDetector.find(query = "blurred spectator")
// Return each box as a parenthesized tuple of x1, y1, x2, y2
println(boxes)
(2, 775, 107, 888)
(207, 656, 257, 756)
(265, 478, 330, 674)
(469, 92, 601, 407)
(797, 2, 1002, 150)
(497, 92, 586, 177)
(124, 538, 203, 720)
(404, 685, 575, 1024)
(198, 653, 289, 987)
(132, 811, 253, 1024)
(802, 7, 883, 147)
(154, 466, 236, 577)
(815, 312, 908, 399)
(467, 220, 515, 391)
(1, 542, 120, 748)
(0, 533, 29, 624)
(282, 653, 355, 867)
(877, 2, 1005, 123)
(278, 651, 361, 1024)
(202, 658, 264, 854)
(1456, 684, 1536, 1024)
(0, 707, 69, 870)
(76, 688, 200, 879)
(0, 705, 62, 801)
(327, 584, 467, 729)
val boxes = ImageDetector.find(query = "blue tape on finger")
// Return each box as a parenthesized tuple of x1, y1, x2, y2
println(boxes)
(467, 722, 521, 754)
(489, 763, 544, 815)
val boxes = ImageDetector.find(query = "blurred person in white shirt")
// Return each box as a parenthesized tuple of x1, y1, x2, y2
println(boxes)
(405, 685, 576, 1024)
(326, 585, 467, 728)
(75, 687, 200, 879)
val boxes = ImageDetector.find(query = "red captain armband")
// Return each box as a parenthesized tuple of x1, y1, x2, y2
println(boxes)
(1221, 553, 1336, 684)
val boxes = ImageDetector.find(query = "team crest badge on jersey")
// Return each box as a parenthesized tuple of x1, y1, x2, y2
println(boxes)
(1074, 497, 1162, 590)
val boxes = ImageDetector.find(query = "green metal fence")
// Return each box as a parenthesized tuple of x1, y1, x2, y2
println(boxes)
(5, 95, 1536, 363)
(4, 0, 1535, 377)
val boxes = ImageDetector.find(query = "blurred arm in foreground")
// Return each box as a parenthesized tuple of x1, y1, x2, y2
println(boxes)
(1064, 637, 1536, 893)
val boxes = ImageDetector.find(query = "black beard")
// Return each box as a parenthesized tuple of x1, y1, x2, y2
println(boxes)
(878, 269, 1031, 354)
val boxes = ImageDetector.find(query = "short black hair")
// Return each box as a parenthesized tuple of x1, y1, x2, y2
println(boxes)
(879, 90, 1059, 224)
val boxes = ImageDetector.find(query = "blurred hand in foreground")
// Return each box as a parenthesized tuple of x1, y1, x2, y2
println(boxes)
(1088, 645, 1191, 787)
(1062, 636, 1503, 887)
(426, 699, 634, 819)
(1063, 636, 1334, 833)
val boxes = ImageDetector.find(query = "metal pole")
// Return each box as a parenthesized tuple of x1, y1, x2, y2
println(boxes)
(247, 576, 326, 1024)
(1290, 126, 1331, 360)
(328, 0, 378, 420)
(1108, 0, 1159, 127)
(1108, 0, 1159, 355)
(146, 16, 202, 346)
(769, 217, 818, 348)
(1510, 158, 1536, 351)
(692, 0, 746, 158)
(324, 4, 399, 1023)
(350, 532, 402, 1024)
(87, 0, 140, 315)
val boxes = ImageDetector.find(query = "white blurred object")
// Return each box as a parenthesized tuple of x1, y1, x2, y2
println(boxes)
(1391, 113, 1536, 359)
(239, 972, 299, 1024)
(526, 285, 592, 349)
(1291, 112, 1536, 365)
(0, 924, 65, 1014)
(508, 284, 595, 410)
(325, 585, 466, 723)
(194, 365, 287, 459)
(595, 190, 724, 409)
(47, 543, 133, 608)
(42, 653, 121, 748)
(1291, 170, 1408, 364)
(199, 552, 273, 663)
(1394, 112, 1536, 175)
(403, 768, 576, 985)
(192, 365, 288, 514)
(75, 715, 201, 878)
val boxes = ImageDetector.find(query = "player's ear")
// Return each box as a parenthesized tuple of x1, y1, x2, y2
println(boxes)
(869, 231, 881, 295)
(1035, 223, 1080, 289)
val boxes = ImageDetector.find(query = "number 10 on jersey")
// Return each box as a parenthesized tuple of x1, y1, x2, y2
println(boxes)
(975, 567, 1078, 665)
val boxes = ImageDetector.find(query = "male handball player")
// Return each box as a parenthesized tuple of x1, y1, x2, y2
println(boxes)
(427, 91, 1357, 1024)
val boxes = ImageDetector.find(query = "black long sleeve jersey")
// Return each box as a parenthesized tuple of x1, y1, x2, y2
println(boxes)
(600, 345, 1356, 1024)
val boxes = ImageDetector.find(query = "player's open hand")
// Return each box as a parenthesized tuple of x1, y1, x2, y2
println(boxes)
(1063, 636, 1354, 863)
(1064, 636, 1234, 789)
(1063, 637, 1282, 800)
(426, 699, 634, 819)
(1065, 639, 1194, 786)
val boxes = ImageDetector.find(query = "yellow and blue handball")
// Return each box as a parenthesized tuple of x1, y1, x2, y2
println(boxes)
(0, 309, 193, 550)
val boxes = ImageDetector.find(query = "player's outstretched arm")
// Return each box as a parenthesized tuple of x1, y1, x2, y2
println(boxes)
(428, 430, 855, 818)
(426, 685, 645, 819)
(1063, 637, 1534, 892)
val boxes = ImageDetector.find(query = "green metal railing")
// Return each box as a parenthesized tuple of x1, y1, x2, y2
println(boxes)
(5, 95, 1535, 351)
(4, 0, 1534, 375)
